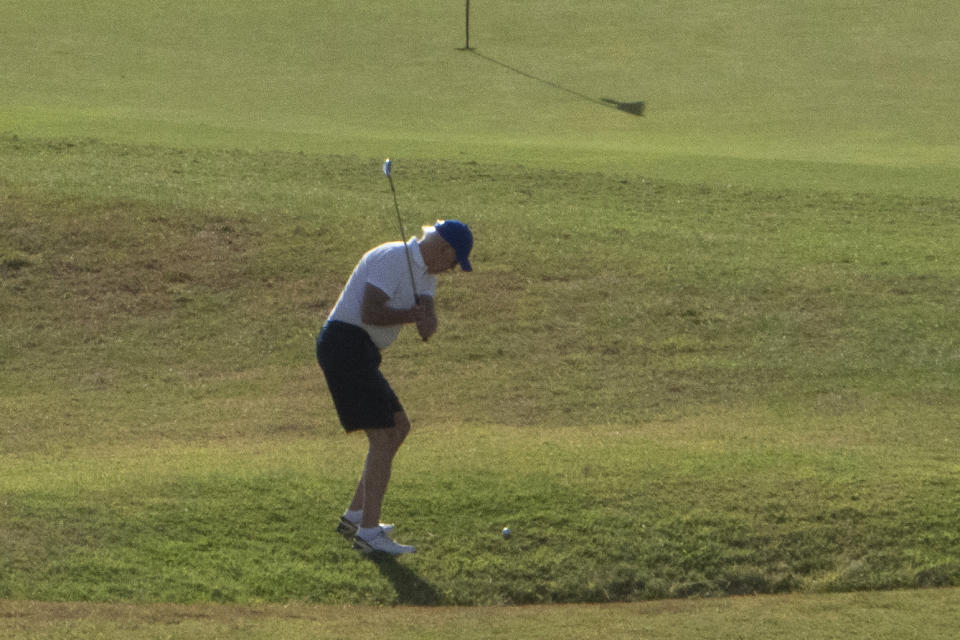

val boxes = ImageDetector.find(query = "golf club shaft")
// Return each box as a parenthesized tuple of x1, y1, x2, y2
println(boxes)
(386, 173, 421, 306)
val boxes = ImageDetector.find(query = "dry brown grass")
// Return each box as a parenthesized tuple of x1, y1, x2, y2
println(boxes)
(3, 588, 960, 639)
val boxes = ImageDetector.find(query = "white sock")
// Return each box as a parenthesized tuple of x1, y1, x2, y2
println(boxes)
(344, 509, 363, 524)
(357, 526, 381, 541)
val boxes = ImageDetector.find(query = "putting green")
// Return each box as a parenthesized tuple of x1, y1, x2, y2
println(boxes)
(1, 1, 958, 195)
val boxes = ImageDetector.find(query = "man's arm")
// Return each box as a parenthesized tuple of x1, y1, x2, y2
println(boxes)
(361, 283, 416, 326)
(360, 284, 437, 342)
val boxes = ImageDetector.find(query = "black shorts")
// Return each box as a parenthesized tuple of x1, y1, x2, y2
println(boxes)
(316, 321, 403, 432)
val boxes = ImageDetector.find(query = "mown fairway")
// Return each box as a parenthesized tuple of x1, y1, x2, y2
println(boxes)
(2, 1, 959, 637)
(2, 0, 958, 193)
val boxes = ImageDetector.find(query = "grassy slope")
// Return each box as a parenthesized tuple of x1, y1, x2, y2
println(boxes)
(2, 139, 958, 607)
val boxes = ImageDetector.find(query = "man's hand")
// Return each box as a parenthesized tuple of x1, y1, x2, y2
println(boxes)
(414, 296, 438, 341)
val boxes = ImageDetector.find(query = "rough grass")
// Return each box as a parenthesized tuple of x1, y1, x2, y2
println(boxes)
(2, 136, 959, 608)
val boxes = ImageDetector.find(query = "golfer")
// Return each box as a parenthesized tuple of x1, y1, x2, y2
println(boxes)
(316, 220, 474, 555)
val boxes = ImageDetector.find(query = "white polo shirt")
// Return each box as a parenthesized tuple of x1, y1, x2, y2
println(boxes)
(328, 238, 437, 349)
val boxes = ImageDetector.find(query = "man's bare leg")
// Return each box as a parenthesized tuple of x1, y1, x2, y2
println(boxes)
(348, 411, 410, 528)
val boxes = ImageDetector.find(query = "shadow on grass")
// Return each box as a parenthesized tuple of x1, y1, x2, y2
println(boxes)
(366, 554, 442, 605)
(466, 49, 645, 117)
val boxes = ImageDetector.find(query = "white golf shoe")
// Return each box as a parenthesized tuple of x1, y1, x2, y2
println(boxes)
(353, 529, 416, 556)
(336, 516, 395, 540)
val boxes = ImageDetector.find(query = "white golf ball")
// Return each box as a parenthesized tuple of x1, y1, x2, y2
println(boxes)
(502, 527, 512, 539)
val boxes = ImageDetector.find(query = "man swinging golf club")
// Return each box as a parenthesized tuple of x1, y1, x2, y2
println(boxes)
(316, 161, 474, 555)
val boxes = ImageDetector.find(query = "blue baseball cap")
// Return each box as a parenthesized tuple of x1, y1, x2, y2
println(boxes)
(435, 220, 473, 272)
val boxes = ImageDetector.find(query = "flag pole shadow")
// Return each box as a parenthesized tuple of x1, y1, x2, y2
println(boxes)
(463, 49, 645, 117)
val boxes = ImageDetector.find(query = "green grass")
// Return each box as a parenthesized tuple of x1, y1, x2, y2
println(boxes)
(2, 1, 959, 195)
(2, 0, 960, 636)
(3, 419, 959, 605)
(2, 137, 958, 608)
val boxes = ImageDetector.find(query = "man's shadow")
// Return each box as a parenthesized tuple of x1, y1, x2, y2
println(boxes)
(467, 49, 645, 117)
(367, 554, 442, 605)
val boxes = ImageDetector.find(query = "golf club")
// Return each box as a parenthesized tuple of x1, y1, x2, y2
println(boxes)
(382, 158, 420, 305)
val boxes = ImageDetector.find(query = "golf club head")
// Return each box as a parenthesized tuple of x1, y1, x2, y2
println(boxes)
(382, 158, 392, 178)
